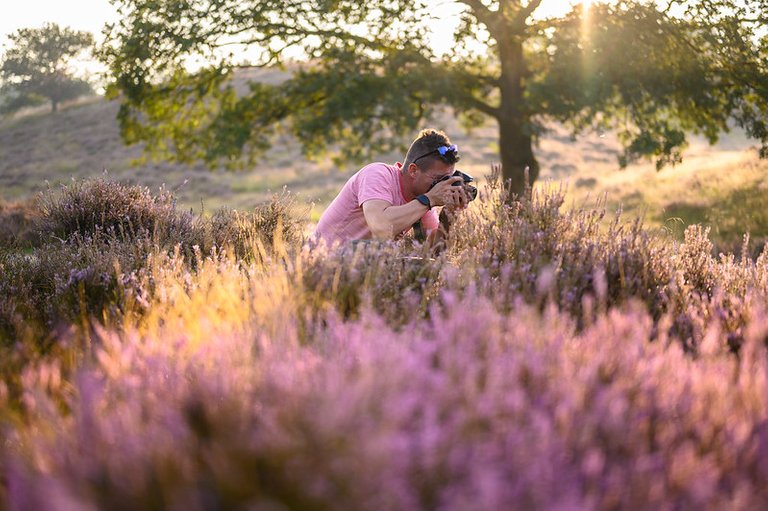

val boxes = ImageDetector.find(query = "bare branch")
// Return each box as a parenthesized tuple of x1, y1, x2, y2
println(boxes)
(458, 0, 503, 37)
(463, 93, 500, 118)
(207, 22, 383, 51)
(661, 0, 683, 15)
(517, 0, 544, 24)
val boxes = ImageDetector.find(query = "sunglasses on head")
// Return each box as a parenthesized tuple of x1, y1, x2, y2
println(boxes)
(413, 144, 459, 164)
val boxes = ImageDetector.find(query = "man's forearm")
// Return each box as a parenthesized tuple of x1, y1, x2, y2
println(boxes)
(369, 200, 430, 239)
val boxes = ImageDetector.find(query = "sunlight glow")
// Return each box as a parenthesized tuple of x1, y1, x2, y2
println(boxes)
(1, 1, 592, 61)
(425, 0, 599, 57)
(581, 0, 593, 41)
(581, 0, 594, 85)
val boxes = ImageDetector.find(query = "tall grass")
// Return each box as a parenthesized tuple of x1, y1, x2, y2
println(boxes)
(2, 175, 768, 509)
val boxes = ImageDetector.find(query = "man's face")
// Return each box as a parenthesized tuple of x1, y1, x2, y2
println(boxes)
(415, 160, 454, 195)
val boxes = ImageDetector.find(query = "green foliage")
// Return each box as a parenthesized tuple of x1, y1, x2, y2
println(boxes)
(102, 0, 767, 191)
(537, 1, 768, 168)
(0, 86, 47, 113)
(100, 0, 434, 169)
(0, 23, 94, 114)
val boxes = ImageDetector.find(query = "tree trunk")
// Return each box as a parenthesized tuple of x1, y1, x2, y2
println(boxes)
(498, 115, 539, 198)
(51, 100, 58, 113)
(497, 35, 539, 199)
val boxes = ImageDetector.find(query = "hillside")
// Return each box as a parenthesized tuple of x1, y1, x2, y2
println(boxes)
(0, 89, 765, 247)
(5, 144, 768, 510)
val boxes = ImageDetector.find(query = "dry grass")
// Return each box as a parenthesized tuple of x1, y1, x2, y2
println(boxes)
(0, 197, 39, 249)
(0, 70, 763, 244)
(557, 133, 768, 252)
(3, 180, 768, 509)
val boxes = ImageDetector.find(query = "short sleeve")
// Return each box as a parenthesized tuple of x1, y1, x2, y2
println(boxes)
(420, 209, 440, 234)
(356, 164, 396, 206)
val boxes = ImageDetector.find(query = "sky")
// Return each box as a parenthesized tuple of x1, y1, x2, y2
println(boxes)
(0, 0, 119, 45)
(0, 0, 583, 56)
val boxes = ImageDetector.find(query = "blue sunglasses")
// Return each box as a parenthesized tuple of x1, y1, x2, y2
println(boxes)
(413, 144, 459, 164)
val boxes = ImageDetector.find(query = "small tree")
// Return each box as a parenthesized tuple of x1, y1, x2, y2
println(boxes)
(0, 23, 94, 114)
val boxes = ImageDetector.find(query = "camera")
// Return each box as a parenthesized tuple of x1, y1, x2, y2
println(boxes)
(430, 170, 478, 201)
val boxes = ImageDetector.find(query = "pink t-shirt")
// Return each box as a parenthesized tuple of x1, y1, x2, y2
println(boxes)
(313, 162, 439, 245)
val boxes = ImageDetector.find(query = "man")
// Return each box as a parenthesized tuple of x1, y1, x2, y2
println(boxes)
(313, 129, 470, 246)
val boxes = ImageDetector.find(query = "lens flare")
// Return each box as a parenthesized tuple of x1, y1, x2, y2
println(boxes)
(581, 0, 593, 44)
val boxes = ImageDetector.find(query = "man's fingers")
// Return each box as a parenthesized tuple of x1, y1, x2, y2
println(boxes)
(452, 189, 463, 208)
(441, 186, 470, 211)
(441, 188, 454, 207)
(436, 177, 463, 192)
(452, 190, 461, 209)
(434, 178, 470, 208)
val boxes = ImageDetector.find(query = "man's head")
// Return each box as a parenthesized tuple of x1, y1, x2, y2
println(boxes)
(402, 129, 460, 196)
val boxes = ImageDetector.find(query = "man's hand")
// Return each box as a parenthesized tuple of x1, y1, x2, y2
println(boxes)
(447, 184, 472, 211)
(437, 185, 471, 234)
(425, 177, 464, 207)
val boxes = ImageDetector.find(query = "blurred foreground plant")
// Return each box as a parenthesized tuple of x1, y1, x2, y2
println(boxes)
(5, 291, 768, 510)
(2, 175, 768, 509)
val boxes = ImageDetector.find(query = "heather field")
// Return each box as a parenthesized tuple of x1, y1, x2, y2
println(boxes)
(3, 94, 766, 251)
(1, 174, 768, 510)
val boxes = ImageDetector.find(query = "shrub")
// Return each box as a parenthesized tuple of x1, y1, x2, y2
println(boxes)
(443, 179, 675, 320)
(0, 198, 40, 249)
(209, 189, 307, 261)
(6, 293, 768, 510)
(0, 232, 155, 342)
(0, 180, 309, 343)
(35, 178, 194, 244)
(4, 172, 768, 509)
(301, 240, 445, 324)
(441, 177, 768, 349)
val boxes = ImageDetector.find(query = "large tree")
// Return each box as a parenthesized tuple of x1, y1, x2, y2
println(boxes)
(1, 23, 94, 114)
(102, 0, 768, 195)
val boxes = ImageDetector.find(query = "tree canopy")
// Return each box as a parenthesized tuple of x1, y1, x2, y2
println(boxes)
(102, 0, 768, 194)
(1, 23, 94, 114)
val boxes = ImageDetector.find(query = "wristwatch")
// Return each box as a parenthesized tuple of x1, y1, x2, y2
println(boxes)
(416, 194, 431, 209)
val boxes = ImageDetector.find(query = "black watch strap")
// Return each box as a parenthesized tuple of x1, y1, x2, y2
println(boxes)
(416, 194, 431, 209)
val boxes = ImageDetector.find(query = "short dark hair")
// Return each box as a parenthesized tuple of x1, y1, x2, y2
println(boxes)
(402, 128, 460, 172)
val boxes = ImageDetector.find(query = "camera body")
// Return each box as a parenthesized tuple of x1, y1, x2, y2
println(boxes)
(429, 170, 478, 201)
